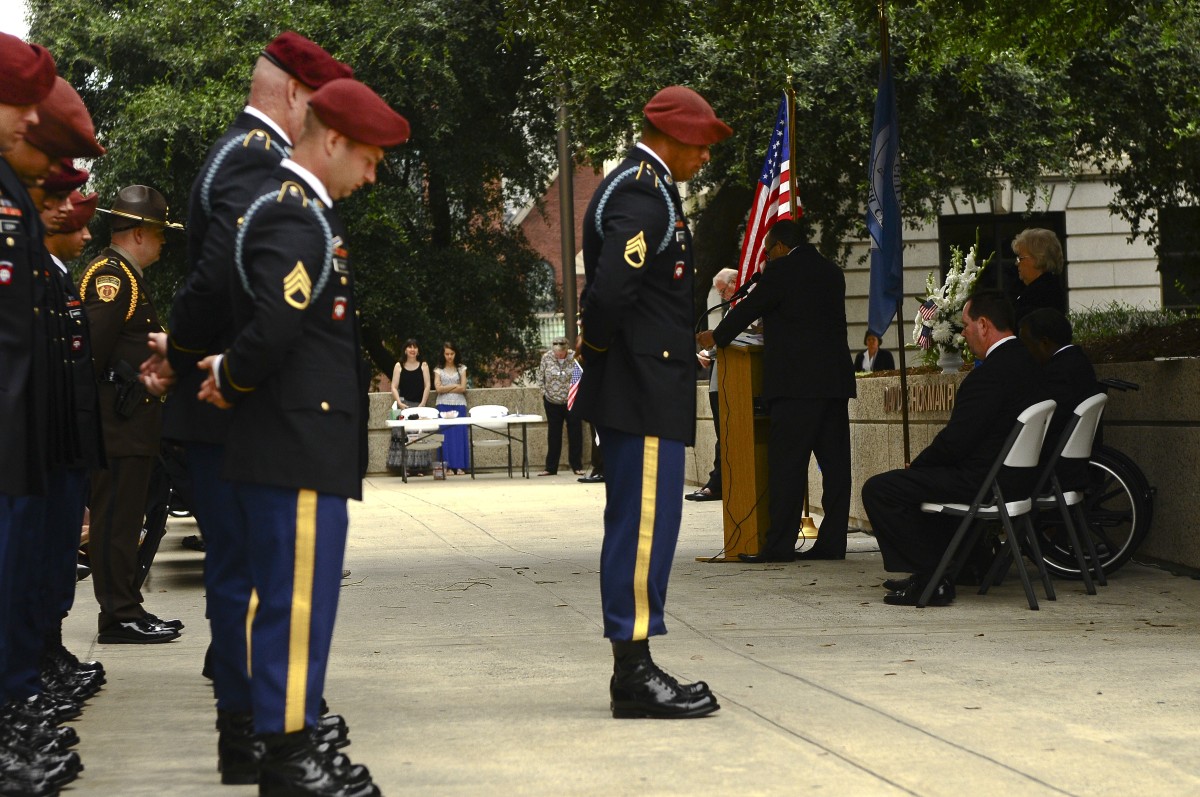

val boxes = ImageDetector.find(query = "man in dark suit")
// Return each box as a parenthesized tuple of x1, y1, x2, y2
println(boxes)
(699, 219, 857, 562)
(197, 77, 407, 796)
(576, 85, 728, 720)
(862, 290, 1041, 605)
(1019, 308, 1101, 490)
(853, 331, 895, 372)
(140, 32, 354, 784)
(79, 186, 184, 644)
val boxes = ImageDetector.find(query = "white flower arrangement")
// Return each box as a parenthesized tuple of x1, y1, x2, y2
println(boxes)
(912, 243, 992, 365)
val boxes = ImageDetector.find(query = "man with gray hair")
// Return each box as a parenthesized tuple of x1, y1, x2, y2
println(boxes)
(687, 267, 738, 502)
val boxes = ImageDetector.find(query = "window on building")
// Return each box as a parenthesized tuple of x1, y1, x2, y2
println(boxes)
(937, 212, 1067, 303)
(1157, 207, 1200, 311)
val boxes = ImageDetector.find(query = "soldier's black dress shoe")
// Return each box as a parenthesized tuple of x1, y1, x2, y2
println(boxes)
(217, 710, 263, 785)
(313, 714, 349, 749)
(98, 618, 181, 644)
(577, 473, 604, 483)
(684, 487, 721, 502)
(15, 693, 81, 725)
(883, 576, 956, 606)
(0, 741, 81, 791)
(45, 643, 104, 680)
(737, 551, 795, 563)
(259, 731, 380, 797)
(0, 751, 77, 797)
(609, 641, 719, 719)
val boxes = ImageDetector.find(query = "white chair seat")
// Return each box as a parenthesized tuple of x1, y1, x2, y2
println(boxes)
(921, 498, 1032, 517)
(1035, 491, 1084, 510)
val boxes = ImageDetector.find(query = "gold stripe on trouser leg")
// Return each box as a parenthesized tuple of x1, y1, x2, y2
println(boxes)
(245, 588, 259, 676)
(285, 490, 318, 733)
(632, 437, 659, 640)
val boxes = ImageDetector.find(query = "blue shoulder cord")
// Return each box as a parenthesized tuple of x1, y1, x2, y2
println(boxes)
(593, 166, 677, 255)
(233, 187, 334, 304)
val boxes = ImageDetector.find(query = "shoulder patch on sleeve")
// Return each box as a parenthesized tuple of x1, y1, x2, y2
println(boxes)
(283, 261, 312, 309)
(624, 231, 647, 268)
(94, 274, 121, 302)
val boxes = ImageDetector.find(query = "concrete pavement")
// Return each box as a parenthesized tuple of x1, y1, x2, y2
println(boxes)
(60, 472, 1200, 795)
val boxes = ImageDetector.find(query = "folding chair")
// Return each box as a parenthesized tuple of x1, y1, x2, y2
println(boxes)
(917, 400, 1057, 609)
(397, 405, 443, 482)
(468, 405, 512, 478)
(1028, 393, 1109, 592)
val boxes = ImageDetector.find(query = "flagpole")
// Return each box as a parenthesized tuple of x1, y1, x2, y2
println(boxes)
(786, 76, 797, 218)
(895, 298, 912, 465)
(877, 1, 911, 465)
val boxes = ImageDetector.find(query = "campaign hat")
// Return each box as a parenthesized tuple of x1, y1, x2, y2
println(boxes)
(24, 77, 105, 158)
(263, 32, 352, 90)
(308, 78, 410, 147)
(0, 32, 56, 106)
(57, 190, 97, 234)
(98, 185, 183, 232)
(643, 85, 732, 146)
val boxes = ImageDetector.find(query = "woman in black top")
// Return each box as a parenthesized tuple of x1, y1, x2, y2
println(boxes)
(1012, 228, 1067, 324)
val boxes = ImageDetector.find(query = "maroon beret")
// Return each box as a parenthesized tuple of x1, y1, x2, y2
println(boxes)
(309, 78, 410, 148)
(263, 32, 352, 90)
(41, 158, 89, 193)
(643, 86, 732, 146)
(24, 77, 105, 158)
(0, 32, 56, 106)
(58, 190, 97, 234)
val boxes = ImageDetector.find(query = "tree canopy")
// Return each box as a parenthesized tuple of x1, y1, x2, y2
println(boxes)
(27, 0, 1200, 364)
(29, 0, 556, 382)
(505, 0, 1200, 300)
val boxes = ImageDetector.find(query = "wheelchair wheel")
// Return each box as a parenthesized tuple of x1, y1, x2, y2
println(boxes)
(1039, 445, 1154, 579)
(167, 486, 192, 519)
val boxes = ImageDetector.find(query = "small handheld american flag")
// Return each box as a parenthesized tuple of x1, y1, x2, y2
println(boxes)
(916, 299, 937, 349)
(567, 360, 583, 410)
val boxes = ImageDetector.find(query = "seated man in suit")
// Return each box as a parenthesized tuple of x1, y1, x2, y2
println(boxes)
(853, 331, 895, 372)
(861, 290, 1041, 605)
(1018, 308, 1102, 491)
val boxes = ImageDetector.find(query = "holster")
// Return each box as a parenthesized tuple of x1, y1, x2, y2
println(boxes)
(111, 360, 147, 419)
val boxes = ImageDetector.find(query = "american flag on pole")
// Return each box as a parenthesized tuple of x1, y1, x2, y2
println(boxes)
(734, 94, 797, 293)
(566, 360, 583, 410)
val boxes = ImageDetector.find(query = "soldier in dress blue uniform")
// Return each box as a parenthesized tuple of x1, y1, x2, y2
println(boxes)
(43, 187, 107, 686)
(196, 77, 408, 797)
(0, 33, 93, 796)
(79, 185, 184, 645)
(140, 32, 355, 785)
(575, 86, 731, 719)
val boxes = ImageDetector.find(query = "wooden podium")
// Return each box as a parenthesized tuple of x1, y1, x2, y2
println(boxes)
(706, 342, 771, 561)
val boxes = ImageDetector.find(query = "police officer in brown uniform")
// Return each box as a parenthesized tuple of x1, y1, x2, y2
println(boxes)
(79, 186, 183, 644)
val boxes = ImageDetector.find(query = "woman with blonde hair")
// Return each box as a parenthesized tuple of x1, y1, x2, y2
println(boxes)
(1011, 228, 1066, 323)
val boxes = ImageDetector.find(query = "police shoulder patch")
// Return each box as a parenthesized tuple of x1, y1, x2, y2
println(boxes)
(95, 274, 121, 302)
